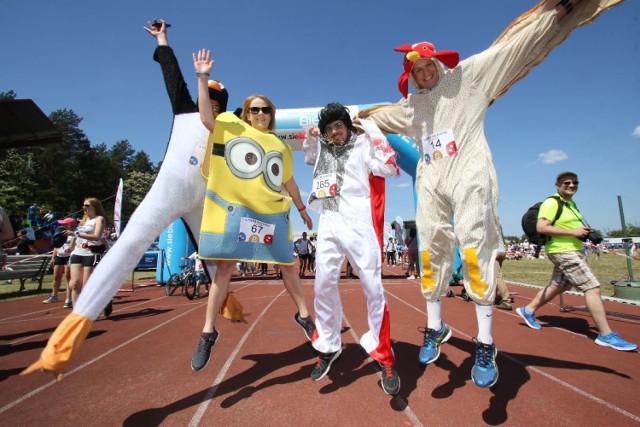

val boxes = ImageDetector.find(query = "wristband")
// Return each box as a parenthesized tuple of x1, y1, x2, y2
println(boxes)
(196, 71, 210, 76)
(297, 206, 306, 212)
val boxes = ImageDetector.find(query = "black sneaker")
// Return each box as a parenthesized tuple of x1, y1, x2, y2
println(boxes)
(191, 330, 219, 371)
(103, 300, 113, 318)
(310, 349, 341, 381)
(294, 312, 316, 341)
(380, 362, 401, 395)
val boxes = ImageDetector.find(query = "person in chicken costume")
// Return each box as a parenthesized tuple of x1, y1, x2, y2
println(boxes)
(358, 0, 623, 388)
(22, 19, 230, 379)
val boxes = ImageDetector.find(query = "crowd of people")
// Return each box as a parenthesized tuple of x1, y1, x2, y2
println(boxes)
(21, 1, 637, 398)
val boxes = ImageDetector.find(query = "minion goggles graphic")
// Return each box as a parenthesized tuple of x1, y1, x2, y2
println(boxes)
(212, 137, 284, 192)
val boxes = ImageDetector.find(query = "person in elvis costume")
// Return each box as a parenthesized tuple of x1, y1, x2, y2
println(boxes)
(22, 19, 230, 379)
(358, 0, 624, 388)
(303, 103, 401, 395)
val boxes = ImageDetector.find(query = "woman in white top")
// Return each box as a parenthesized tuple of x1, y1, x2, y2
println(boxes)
(67, 198, 109, 310)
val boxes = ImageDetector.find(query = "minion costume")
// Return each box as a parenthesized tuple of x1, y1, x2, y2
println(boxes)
(359, 0, 623, 387)
(199, 112, 294, 265)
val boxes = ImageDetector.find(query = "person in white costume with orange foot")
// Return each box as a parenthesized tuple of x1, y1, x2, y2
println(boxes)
(22, 19, 227, 379)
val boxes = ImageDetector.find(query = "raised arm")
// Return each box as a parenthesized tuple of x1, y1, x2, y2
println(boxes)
(144, 19, 197, 115)
(302, 126, 321, 165)
(193, 49, 215, 132)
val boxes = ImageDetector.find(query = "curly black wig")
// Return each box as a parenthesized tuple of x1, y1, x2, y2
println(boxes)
(317, 103, 356, 135)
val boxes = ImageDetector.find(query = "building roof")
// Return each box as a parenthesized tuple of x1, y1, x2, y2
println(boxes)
(0, 99, 63, 149)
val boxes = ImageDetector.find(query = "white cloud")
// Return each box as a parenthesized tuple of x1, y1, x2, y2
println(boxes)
(632, 125, 640, 138)
(538, 149, 568, 164)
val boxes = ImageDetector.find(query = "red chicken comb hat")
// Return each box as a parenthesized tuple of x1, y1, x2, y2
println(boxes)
(394, 41, 459, 98)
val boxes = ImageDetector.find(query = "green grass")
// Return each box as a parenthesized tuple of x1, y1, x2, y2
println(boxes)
(502, 251, 638, 297)
(0, 270, 158, 302)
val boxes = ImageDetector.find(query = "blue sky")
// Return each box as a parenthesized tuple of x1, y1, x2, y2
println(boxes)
(2, 0, 639, 238)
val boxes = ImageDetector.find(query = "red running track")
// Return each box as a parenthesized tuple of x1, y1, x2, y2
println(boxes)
(1, 265, 639, 426)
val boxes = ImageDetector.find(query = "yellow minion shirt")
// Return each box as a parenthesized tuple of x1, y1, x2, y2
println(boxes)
(199, 112, 294, 264)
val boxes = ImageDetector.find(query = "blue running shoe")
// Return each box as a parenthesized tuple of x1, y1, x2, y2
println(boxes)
(516, 307, 542, 330)
(418, 322, 452, 364)
(595, 332, 637, 351)
(472, 341, 498, 388)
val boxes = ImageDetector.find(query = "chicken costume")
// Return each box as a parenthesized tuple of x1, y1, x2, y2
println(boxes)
(361, 0, 623, 305)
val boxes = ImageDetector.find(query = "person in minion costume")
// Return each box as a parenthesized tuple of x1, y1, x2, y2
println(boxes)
(189, 49, 315, 373)
(359, 0, 624, 388)
(199, 112, 294, 263)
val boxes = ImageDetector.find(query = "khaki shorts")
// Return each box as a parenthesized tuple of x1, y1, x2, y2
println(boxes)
(547, 251, 600, 292)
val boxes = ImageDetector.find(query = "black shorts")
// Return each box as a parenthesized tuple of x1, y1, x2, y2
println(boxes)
(53, 255, 70, 266)
(298, 253, 309, 260)
(70, 254, 102, 267)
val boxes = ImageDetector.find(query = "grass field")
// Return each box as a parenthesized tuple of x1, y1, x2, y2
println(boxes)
(502, 251, 638, 297)
(0, 269, 158, 302)
(1, 252, 637, 301)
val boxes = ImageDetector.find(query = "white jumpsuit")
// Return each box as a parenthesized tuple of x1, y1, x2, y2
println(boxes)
(303, 126, 398, 364)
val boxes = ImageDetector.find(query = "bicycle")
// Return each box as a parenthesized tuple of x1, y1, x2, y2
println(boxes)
(164, 253, 209, 300)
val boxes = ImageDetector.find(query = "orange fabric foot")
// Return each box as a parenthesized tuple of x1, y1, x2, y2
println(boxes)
(219, 292, 246, 323)
(21, 312, 93, 381)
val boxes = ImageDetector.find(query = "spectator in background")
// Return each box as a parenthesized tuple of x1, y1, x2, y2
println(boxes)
(405, 228, 419, 280)
(516, 171, 636, 351)
(384, 237, 397, 267)
(43, 217, 77, 306)
(295, 232, 312, 278)
(4, 229, 36, 255)
(0, 206, 14, 244)
(67, 198, 111, 315)
(307, 235, 316, 274)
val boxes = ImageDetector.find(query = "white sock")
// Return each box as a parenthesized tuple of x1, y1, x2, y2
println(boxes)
(426, 299, 442, 331)
(475, 303, 494, 345)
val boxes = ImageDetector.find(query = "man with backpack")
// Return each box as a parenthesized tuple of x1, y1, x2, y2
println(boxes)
(516, 171, 636, 351)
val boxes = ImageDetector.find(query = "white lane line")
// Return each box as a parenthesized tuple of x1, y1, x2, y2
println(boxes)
(384, 288, 640, 423)
(189, 289, 286, 427)
(341, 310, 423, 427)
(0, 303, 203, 415)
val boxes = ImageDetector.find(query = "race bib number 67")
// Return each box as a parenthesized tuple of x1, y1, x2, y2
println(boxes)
(422, 129, 458, 164)
(238, 217, 275, 245)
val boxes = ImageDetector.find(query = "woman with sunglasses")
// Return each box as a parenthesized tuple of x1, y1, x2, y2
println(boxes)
(67, 198, 111, 315)
(190, 49, 315, 372)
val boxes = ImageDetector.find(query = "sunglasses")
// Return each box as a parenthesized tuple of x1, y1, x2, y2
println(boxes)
(324, 121, 345, 135)
(248, 106, 272, 115)
(561, 180, 579, 186)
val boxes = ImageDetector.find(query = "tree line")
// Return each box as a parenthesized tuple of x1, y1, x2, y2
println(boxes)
(2, 90, 636, 239)
(0, 90, 157, 224)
